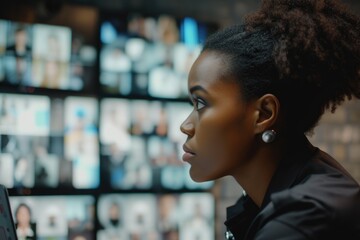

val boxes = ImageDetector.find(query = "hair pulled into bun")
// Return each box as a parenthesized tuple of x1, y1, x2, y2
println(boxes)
(245, 0, 360, 112)
(203, 0, 360, 133)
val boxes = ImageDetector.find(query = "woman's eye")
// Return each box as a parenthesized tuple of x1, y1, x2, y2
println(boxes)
(195, 98, 206, 111)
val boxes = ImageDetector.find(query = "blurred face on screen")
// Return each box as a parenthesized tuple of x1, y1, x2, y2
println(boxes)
(180, 51, 257, 182)
(45, 60, 59, 78)
(15, 29, 28, 50)
(16, 205, 31, 227)
(42, 60, 62, 88)
(73, 236, 86, 240)
(108, 202, 121, 226)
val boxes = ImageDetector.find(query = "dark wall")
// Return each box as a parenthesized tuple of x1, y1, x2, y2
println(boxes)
(2, 0, 359, 27)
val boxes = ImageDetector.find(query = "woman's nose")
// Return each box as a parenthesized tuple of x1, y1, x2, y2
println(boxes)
(180, 115, 195, 137)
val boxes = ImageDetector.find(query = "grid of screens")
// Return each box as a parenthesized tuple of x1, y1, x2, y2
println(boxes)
(98, 13, 215, 190)
(9, 193, 215, 240)
(0, 15, 216, 191)
(9, 195, 95, 239)
(0, 11, 218, 240)
(0, 93, 100, 189)
(100, 98, 212, 190)
(97, 193, 215, 240)
(100, 13, 209, 99)
(0, 19, 97, 92)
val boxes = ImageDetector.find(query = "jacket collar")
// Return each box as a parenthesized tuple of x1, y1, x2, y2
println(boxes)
(225, 195, 258, 240)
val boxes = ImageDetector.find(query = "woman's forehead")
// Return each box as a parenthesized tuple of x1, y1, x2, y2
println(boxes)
(188, 51, 232, 87)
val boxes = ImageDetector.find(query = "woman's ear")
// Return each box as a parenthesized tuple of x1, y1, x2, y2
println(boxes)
(253, 94, 280, 134)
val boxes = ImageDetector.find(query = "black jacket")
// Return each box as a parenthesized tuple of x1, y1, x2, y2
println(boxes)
(224, 136, 360, 240)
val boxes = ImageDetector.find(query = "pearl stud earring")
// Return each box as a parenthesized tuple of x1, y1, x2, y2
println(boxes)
(262, 130, 276, 143)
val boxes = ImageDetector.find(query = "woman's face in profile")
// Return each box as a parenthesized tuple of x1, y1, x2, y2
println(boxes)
(180, 50, 257, 182)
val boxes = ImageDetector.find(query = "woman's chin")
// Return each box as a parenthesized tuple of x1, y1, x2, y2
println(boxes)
(189, 170, 216, 183)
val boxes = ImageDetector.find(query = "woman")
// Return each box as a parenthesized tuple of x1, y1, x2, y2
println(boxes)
(180, 0, 360, 239)
(15, 203, 36, 240)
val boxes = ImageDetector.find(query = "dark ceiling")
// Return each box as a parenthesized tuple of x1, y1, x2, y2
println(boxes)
(2, 0, 360, 27)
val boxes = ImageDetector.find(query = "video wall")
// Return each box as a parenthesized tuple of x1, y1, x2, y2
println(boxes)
(99, 13, 208, 99)
(10, 195, 95, 239)
(9, 192, 214, 240)
(0, 94, 99, 189)
(0, 20, 97, 92)
(0, 10, 218, 240)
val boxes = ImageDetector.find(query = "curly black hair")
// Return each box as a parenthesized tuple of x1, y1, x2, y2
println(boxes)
(203, 0, 360, 134)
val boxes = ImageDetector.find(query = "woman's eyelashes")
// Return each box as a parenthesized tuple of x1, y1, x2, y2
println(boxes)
(192, 97, 207, 111)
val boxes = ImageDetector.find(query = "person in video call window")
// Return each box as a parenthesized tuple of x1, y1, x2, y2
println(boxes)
(15, 203, 36, 240)
(180, 0, 360, 239)
(5, 25, 32, 85)
(6, 25, 31, 58)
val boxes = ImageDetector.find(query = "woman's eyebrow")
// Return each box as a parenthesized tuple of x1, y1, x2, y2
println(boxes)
(189, 85, 208, 94)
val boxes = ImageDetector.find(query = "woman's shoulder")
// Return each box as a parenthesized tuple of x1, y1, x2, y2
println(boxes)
(286, 144, 360, 206)
(253, 149, 360, 239)
(258, 173, 360, 239)
(271, 172, 360, 217)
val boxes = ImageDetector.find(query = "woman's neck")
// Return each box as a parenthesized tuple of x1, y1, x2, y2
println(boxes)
(232, 138, 287, 207)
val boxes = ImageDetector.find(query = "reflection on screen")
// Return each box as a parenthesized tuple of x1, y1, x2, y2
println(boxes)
(10, 195, 95, 240)
(97, 193, 215, 240)
(100, 14, 210, 99)
(0, 19, 97, 92)
(100, 98, 212, 190)
(0, 93, 100, 189)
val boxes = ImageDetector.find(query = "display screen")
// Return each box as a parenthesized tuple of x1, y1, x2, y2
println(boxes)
(97, 192, 215, 240)
(0, 19, 97, 92)
(1, 10, 219, 239)
(0, 93, 100, 189)
(100, 98, 212, 190)
(99, 13, 214, 99)
(9, 195, 95, 240)
(98, 13, 217, 190)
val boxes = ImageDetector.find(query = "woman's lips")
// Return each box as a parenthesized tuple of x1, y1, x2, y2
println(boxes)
(182, 152, 196, 162)
(182, 145, 196, 162)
